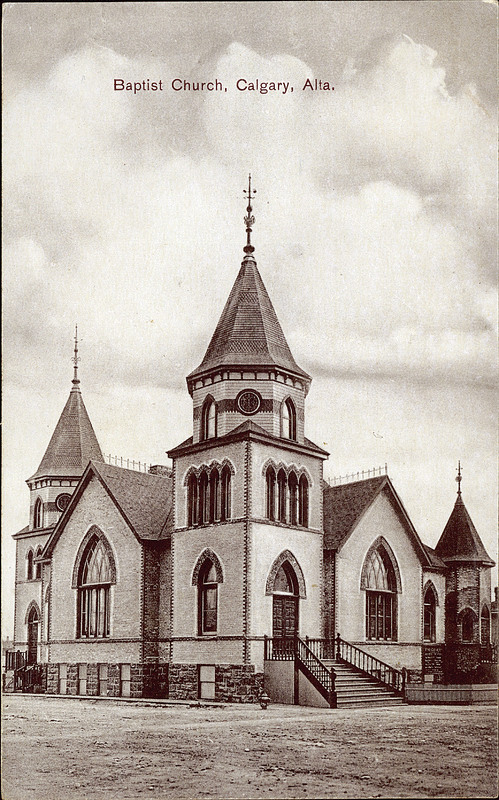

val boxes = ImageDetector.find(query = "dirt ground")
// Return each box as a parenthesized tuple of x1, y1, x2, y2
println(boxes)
(1, 695, 497, 800)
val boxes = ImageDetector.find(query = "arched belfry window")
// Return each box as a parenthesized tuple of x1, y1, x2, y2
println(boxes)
(187, 473, 198, 527)
(277, 469, 287, 523)
(481, 605, 491, 645)
(201, 396, 216, 441)
(281, 398, 297, 441)
(33, 498, 43, 529)
(298, 474, 309, 528)
(423, 583, 437, 642)
(76, 533, 115, 639)
(185, 463, 233, 527)
(265, 466, 276, 521)
(361, 540, 400, 641)
(288, 472, 298, 526)
(220, 465, 231, 522)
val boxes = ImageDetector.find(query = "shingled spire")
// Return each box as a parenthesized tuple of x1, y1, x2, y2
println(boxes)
(435, 464, 494, 565)
(187, 176, 310, 389)
(28, 329, 103, 482)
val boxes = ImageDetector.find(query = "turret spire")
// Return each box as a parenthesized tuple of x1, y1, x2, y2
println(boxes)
(72, 324, 80, 388)
(243, 174, 256, 255)
(456, 460, 462, 498)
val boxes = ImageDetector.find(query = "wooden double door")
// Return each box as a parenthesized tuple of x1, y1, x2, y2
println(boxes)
(272, 594, 298, 639)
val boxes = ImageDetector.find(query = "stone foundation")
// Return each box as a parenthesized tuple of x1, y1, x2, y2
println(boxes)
(168, 663, 263, 703)
(44, 662, 169, 698)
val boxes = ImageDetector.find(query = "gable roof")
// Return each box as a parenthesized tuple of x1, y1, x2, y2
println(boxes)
(29, 386, 103, 481)
(323, 474, 433, 567)
(435, 496, 494, 565)
(187, 254, 310, 383)
(44, 461, 173, 556)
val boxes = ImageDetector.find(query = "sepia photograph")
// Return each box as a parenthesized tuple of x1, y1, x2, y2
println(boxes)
(2, 2, 497, 798)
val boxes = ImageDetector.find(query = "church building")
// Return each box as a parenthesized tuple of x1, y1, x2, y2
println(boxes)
(9, 181, 495, 706)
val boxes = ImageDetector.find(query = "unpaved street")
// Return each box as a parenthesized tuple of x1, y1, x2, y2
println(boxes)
(2, 695, 497, 799)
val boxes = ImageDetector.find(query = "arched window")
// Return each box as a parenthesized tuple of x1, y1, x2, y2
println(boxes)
(288, 472, 298, 526)
(187, 473, 198, 527)
(481, 605, 491, 645)
(298, 475, 309, 527)
(423, 585, 437, 642)
(265, 466, 276, 521)
(26, 550, 34, 581)
(281, 398, 297, 440)
(209, 469, 220, 522)
(35, 547, 43, 580)
(272, 562, 299, 639)
(77, 535, 113, 639)
(460, 608, 475, 643)
(362, 544, 398, 641)
(201, 397, 216, 441)
(277, 469, 287, 523)
(198, 471, 209, 524)
(220, 465, 231, 522)
(198, 560, 219, 635)
(33, 498, 43, 529)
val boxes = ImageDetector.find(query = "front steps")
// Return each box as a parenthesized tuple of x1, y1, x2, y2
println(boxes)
(324, 659, 405, 708)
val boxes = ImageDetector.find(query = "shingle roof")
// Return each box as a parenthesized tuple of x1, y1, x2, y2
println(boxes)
(323, 476, 387, 550)
(422, 544, 447, 569)
(91, 461, 173, 541)
(29, 386, 103, 480)
(187, 255, 310, 382)
(435, 496, 494, 565)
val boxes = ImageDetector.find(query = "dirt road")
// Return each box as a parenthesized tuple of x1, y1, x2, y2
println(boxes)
(2, 695, 497, 799)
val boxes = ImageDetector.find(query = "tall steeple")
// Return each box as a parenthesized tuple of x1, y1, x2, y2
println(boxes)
(435, 463, 494, 565)
(28, 328, 103, 483)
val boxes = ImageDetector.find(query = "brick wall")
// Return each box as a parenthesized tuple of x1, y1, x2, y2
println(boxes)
(323, 550, 335, 640)
(142, 543, 161, 662)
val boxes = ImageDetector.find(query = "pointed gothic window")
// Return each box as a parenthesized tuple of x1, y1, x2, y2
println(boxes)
(481, 605, 491, 645)
(281, 399, 297, 440)
(187, 473, 198, 527)
(198, 471, 209, 524)
(209, 469, 220, 523)
(298, 475, 309, 527)
(77, 535, 112, 639)
(35, 547, 43, 580)
(363, 545, 398, 641)
(198, 560, 219, 635)
(26, 550, 34, 581)
(265, 467, 276, 521)
(201, 397, 216, 440)
(288, 472, 298, 526)
(220, 466, 231, 522)
(423, 585, 437, 642)
(277, 469, 287, 523)
(33, 498, 43, 529)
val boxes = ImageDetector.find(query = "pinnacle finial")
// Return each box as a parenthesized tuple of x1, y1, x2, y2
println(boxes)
(243, 173, 256, 255)
(72, 324, 80, 387)
(455, 460, 462, 498)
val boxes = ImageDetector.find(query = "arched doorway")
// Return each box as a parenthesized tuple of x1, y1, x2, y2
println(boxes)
(272, 562, 299, 639)
(27, 605, 40, 665)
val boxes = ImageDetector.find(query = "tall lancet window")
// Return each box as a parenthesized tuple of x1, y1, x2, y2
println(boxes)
(281, 399, 297, 441)
(362, 543, 398, 641)
(77, 535, 113, 639)
(34, 498, 43, 529)
(201, 397, 216, 440)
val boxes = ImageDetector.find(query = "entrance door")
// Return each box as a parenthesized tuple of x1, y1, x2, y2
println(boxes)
(27, 606, 39, 665)
(272, 561, 299, 655)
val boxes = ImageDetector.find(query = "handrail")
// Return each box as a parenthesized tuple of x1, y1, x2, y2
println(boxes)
(5, 649, 27, 671)
(13, 662, 43, 693)
(263, 636, 336, 707)
(335, 634, 405, 693)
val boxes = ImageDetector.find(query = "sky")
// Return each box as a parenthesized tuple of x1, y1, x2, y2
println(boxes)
(2, 1, 497, 636)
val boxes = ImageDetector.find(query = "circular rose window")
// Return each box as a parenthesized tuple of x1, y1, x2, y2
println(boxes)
(55, 493, 71, 512)
(236, 389, 262, 415)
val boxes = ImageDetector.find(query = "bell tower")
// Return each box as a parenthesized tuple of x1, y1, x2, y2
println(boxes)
(168, 179, 327, 698)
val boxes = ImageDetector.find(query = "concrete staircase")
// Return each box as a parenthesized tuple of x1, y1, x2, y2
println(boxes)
(324, 659, 405, 708)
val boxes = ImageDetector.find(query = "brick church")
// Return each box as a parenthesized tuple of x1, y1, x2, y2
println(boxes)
(9, 181, 496, 705)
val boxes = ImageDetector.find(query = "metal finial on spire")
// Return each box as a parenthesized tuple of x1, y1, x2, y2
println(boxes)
(243, 174, 256, 254)
(72, 324, 80, 387)
(455, 460, 462, 497)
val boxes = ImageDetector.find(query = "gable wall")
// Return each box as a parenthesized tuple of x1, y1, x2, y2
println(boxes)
(336, 490, 423, 665)
(49, 475, 143, 663)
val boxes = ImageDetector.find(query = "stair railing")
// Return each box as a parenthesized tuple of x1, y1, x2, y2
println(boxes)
(263, 636, 337, 707)
(335, 634, 405, 694)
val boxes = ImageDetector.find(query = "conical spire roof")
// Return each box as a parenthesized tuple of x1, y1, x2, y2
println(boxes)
(435, 492, 494, 566)
(28, 331, 104, 482)
(188, 254, 310, 382)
